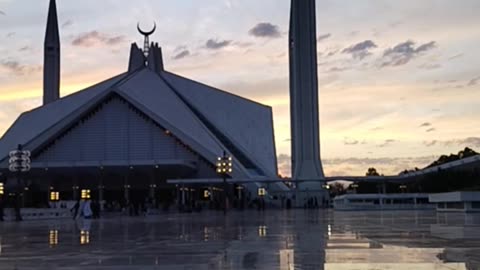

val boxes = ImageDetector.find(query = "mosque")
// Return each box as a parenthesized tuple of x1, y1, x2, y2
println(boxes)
(0, 0, 290, 207)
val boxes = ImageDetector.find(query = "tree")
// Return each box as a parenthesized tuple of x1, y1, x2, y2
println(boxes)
(329, 182, 346, 197)
(427, 147, 478, 168)
(366, 167, 380, 176)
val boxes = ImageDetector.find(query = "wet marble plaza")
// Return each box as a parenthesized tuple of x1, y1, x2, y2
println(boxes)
(0, 210, 479, 269)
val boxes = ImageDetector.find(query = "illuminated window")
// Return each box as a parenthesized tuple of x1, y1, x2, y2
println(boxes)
(204, 190, 211, 198)
(81, 189, 91, 199)
(49, 230, 58, 246)
(80, 230, 89, 245)
(258, 225, 267, 237)
(50, 192, 60, 201)
(258, 188, 266, 196)
(0, 183, 4, 195)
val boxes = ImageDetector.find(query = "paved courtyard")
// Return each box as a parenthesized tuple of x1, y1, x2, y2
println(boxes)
(0, 210, 479, 269)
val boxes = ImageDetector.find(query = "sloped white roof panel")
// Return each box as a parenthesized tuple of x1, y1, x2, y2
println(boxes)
(0, 73, 128, 160)
(161, 71, 278, 177)
(116, 69, 226, 164)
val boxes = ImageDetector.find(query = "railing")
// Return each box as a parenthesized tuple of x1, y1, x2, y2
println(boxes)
(334, 203, 436, 211)
(3, 208, 71, 221)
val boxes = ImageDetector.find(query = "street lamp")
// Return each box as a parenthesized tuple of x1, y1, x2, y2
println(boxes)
(216, 151, 232, 214)
(351, 183, 359, 194)
(81, 189, 91, 199)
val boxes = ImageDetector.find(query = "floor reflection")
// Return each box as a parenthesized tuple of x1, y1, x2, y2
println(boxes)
(0, 210, 478, 269)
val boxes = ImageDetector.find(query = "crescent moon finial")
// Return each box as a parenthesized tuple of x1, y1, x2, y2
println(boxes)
(137, 21, 156, 36)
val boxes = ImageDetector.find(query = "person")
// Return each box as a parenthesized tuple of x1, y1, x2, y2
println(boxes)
(14, 193, 22, 221)
(71, 199, 80, 220)
(82, 199, 93, 219)
(0, 196, 4, 221)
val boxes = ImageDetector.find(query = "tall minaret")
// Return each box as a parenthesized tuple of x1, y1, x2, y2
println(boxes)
(289, 0, 324, 181)
(43, 0, 60, 105)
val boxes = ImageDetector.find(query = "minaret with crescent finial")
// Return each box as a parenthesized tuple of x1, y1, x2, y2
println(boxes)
(43, 0, 60, 105)
(128, 22, 163, 73)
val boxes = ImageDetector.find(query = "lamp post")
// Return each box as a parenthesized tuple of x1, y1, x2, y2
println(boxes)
(8, 144, 31, 221)
(351, 183, 359, 194)
(216, 151, 232, 214)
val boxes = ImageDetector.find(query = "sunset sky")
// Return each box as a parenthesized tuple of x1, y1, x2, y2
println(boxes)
(1, 0, 479, 176)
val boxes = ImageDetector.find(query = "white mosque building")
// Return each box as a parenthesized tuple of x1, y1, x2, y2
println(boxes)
(0, 0, 287, 206)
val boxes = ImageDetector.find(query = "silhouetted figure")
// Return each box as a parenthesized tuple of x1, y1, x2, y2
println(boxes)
(14, 193, 22, 221)
(128, 201, 134, 216)
(71, 199, 80, 220)
(82, 200, 93, 219)
(0, 197, 4, 221)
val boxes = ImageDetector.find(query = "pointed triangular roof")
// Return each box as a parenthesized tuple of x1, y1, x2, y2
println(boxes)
(161, 71, 278, 177)
(45, 0, 60, 45)
(0, 68, 277, 179)
(115, 69, 226, 163)
(0, 72, 129, 160)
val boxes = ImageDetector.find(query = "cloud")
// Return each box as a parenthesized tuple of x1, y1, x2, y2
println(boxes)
(72, 31, 126, 47)
(326, 50, 338, 57)
(419, 63, 441, 70)
(220, 77, 288, 99)
(205, 39, 232, 50)
(325, 156, 437, 176)
(426, 128, 436, 132)
(62, 20, 74, 28)
(0, 60, 41, 76)
(444, 137, 480, 148)
(448, 53, 463, 61)
(344, 138, 359, 145)
(174, 45, 187, 51)
(233, 41, 254, 48)
(6, 32, 15, 38)
(317, 33, 331, 42)
(277, 154, 291, 177)
(326, 66, 350, 73)
(377, 139, 396, 148)
(467, 76, 480, 86)
(419, 122, 431, 127)
(381, 40, 436, 67)
(342, 40, 377, 60)
(424, 137, 480, 148)
(277, 154, 438, 177)
(18, 46, 32, 52)
(0, 10, 5, 16)
(248, 22, 281, 38)
(172, 50, 190, 60)
(423, 140, 438, 147)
